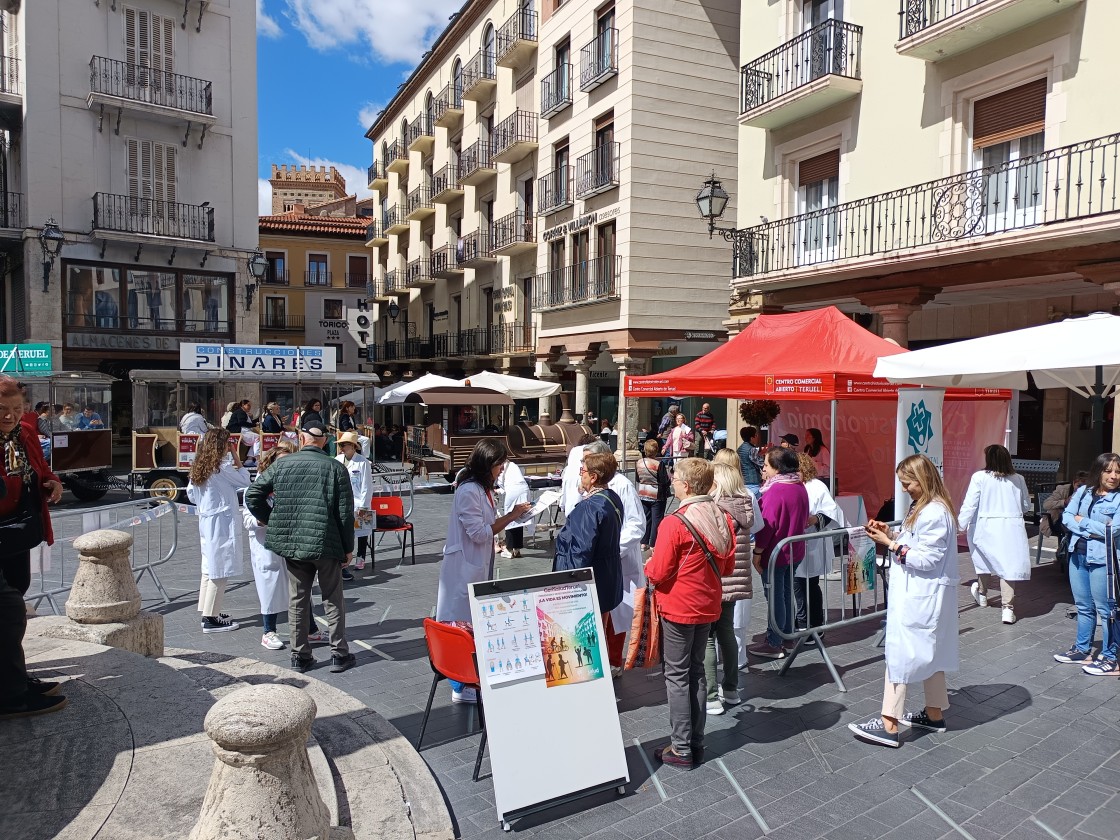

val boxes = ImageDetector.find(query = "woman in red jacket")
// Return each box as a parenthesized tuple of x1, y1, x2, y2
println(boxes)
(0, 375, 65, 719)
(645, 457, 735, 769)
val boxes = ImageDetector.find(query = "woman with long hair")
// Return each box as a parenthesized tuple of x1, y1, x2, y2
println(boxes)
(958, 444, 1031, 625)
(851, 454, 958, 748)
(242, 438, 298, 650)
(803, 428, 830, 486)
(435, 439, 532, 703)
(187, 428, 251, 633)
(300, 397, 326, 432)
(1057, 452, 1120, 676)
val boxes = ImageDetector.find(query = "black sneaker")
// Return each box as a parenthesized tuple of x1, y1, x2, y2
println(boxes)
(341, 568, 355, 582)
(329, 653, 356, 673)
(291, 655, 314, 673)
(1053, 646, 1094, 664)
(27, 677, 61, 697)
(848, 717, 901, 748)
(0, 692, 68, 719)
(201, 616, 239, 633)
(899, 710, 947, 733)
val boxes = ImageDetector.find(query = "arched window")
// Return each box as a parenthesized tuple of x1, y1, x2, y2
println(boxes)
(452, 59, 463, 103)
(424, 91, 434, 126)
(400, 118, 408, 144)
(381, 141, 388, 163)
(482, 24, 495, 75)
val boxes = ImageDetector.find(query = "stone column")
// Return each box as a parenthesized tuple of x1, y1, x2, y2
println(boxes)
(190, 684, 333, 840)
(858, 286, 940, 350)
(572, 358, 593, 421)
(869, 303, 921, 348)
(535, 361, 561, 421)
(612, 355, 648, 471)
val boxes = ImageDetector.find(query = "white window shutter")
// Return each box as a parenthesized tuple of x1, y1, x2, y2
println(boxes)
(161, 16, 174, 76)
(127, 138, 140, 220)
(125, 7, 137, 85)
(165, 145, 178, 221)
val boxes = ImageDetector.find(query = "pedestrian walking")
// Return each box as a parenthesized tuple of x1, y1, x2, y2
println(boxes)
(187, 428, 250, 634)
(850, 454, 958, 748)
(336, 431, 374, 575)
(694, 403, 716, 460)
(242, 439, 298, 651)
(662, 412, 695, 460)
(657, 404, 680, 438)
(244, 426, 356, 674)
(646, 458, 735, 769)
(636, 439, 670, 550)
(959, 444, 1032, 625)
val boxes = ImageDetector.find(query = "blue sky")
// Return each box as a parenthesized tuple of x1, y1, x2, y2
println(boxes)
(256, 0, 463, 214)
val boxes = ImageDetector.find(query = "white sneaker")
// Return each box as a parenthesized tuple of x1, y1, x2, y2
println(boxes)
(354, 557, 366, 570)
(499, 548, 513, 559)
(452, 687, 478, 704)
(719, 687, 741, 706)
(261, 631, 285, 650)
(970, 582, 988, 608)
(1002, 607, 1016, 625)
(306, 629, 327, 644)
(706, 699, 725, 715)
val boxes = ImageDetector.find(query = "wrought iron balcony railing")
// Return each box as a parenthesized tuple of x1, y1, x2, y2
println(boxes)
(731, 132, 1120, 279)
(458, 230, 493, 264)
(492, 110, 538, 161)
(491, 210, 535, 252)
(538, 166, 572, 214)
(406, 113, 434, 148)
(406, 258, 433, 285)
(0, 56, 19, 96)
(490, 321, 535, 355)
(386, 139, 408, 168)
(497, 9, 538, 66)
(382, 205, 403, 230)
(365, 221, 385, 242)
(431, 164, 461, 199)
(260, 313, 304, 330)
(66, 311, 232, 334)
(431, 245, 463, 276)
(0, 192, 23, 228)
(434, 81, 464, 125)
(899, 0, 986, 38)
(534, 254, 621, 311)
(740, 19, 862, 116)
(458, 141, 495, 184)
(345, 273, 371, 289)
(541, 64, 572, 118)
(93, 193, 215, 242)
(384, 268, 406, 293)
(580, 28, 618, 91)
(406, 186, 432, 217)
(304, 270, 332, 287)
(367, 161, 386, 186)
(463, 49, 497, 95)
(575, 142, 619, 198)
(262, 268, 289, 286)
(89, 56, 213, 116)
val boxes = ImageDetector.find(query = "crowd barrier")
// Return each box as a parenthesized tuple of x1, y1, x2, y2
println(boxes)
(25, 499, 179, 615)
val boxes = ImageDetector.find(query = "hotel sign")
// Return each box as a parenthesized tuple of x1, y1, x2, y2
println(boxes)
(541, 203, 621, 242)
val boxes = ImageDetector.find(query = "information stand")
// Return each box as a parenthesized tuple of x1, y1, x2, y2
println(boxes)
(468, 568, 629, 831)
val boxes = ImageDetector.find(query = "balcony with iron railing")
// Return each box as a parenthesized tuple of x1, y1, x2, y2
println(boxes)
(491, 210, 535, 256)
(406, 113, 435, 154)
(260, 313, 305, 331)
(458, 141, 496, 186)
(537, 166, 573, 215)
(406, 186, 434, 220)
(580, 29, 618, 92)
(345, 273, 371, 290)
(575, 143, 619, 199)
(462, 49, 497, 102)
(261, 268, 289, 286)
(304, 270, 332, 287)
(0, 192, 23, 229)
(431, 164, 463, 203)
(386, 139, 409, 174)
(434, 81, 464, 128)
(897, 0, 1081, 61)
(497, 9, 538, 70)
(383, 268, 408, 295)
(92, 193, 215, 242)
(739, 19, 863, 130)
(458, 230, 495, 266)
(365, 220, 387, 245)
(490, 321, 536, 355)
(540, 63, 572, 119)
(0, 56, 18, 127)
(431, 245, 464, 278)
(88, 56, 214, 123)
(384, 205, 409, 235)
(534, 255, 621, 311)
(368, 161, 388, 191)
(65, 311, 232, 336)
(405, 257, 435, 287)
(730, 131, 1120, 280)
(491, 110, 538, 164)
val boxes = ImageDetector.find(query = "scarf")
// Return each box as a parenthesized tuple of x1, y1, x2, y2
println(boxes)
(759, 472, 801, 495)
(1, 426, 32, 483)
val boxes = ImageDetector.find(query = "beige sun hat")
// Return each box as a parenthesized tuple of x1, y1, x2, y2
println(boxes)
(336, 431, 362, 447)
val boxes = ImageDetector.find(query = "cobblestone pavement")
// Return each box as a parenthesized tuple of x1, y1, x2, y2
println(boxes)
(52, 490, 1120, 840)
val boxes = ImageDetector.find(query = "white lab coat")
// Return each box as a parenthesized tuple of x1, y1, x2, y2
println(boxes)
(179, 412, 209, 435)
(187, 461, 251, 579)
(958, 470, 1031, 582)
(336, 451, 375, 538)
(498, 461, 535, 537)
(797, 478, 847, 578)
(561, 445, 587, 516)
(241, 504, 289, 615)
(607, 472, 647, 630)
(885, 501, 960, 685)
(436, 480, 496, 622)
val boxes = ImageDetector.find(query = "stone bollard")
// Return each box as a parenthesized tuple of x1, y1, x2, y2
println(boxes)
(189, 684, 332, 840)
(36, 529, 163, 657)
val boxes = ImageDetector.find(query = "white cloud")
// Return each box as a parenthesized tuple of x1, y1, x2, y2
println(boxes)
(258, 178, 273, 215)
(257, 0, 283, 38)
(283, 150, 374, 201)
(357, 101, 385, 131)
(283, 0, 462, 66)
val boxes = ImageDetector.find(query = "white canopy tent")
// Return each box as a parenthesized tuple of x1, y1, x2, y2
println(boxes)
(376, 373, 462, 405)
(458, 370, 562, 400)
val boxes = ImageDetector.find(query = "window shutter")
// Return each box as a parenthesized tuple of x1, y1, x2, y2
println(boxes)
(127, 137, 140, 202)
(137, 10, 150, 72)
(164, 145, 177, 217)
(798, 149, 840, 187)
(161, 16, 174, 75)
(140, 139, 153, 204)
(973, 78, 1046, 150)
(125, 7, 137, 85)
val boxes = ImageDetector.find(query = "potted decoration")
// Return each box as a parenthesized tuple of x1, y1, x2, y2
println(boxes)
(739, 399, 781, 429)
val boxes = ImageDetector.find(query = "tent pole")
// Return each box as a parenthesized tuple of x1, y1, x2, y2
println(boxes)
(829, 399, 837, 496)
(1091, 364, 1106, 427)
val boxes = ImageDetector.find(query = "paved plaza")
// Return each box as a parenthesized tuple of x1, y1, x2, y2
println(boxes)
(29, 489, 1120, 840)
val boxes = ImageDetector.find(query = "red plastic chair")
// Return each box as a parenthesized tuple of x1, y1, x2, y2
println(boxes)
(417, 618, 488, 781)
(371, 495, 415, 565)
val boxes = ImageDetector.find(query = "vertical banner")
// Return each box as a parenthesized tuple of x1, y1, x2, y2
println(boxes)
(894, 388, 945, 522)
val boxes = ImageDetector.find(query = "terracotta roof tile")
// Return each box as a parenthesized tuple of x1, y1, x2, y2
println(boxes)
(258, 213, 370, 237)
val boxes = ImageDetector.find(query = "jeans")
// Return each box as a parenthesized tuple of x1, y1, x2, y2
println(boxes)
(704, 602, 738, 701)
(794, 576, 824, 631)
(645, 499, 667, 547)
(764, 563, 795, 647)
(661, 618, 710, 757)
(746, 484, 760, 498)
(262, 612, 277, 634)
(1069, 551, 1117, 660)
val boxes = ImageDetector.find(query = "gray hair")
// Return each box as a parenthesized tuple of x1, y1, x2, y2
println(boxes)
(583, 440, 611, 455)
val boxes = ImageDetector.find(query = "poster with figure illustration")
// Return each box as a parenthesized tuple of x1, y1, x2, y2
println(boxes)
(536, 582, 604, 687)
(845, 528, 877, 595)
(475, 591, 545, 687)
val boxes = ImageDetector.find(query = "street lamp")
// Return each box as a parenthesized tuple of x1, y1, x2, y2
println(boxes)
(245, 248, 267, 310)
(387, 300, 400, 322)
(695, 173, 731, 240)
(38, 218, 65, 293)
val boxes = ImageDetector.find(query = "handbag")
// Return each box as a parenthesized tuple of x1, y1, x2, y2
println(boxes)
(1056, 532, 1072, 565)
(624, 582, 661, 669)
(0, 480, 44, 555)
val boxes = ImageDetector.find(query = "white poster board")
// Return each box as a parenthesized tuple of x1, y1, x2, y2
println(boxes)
(894, 387, 945, 522)
(468, 568, 629, 830)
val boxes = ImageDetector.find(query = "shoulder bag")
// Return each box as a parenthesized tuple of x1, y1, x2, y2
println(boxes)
(672, 511, 725, 583)
(0, 481, 45, 556)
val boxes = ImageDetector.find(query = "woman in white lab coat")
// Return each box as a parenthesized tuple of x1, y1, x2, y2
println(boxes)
(795, 453, 847, 633)
(958, 444, 1031, 626)
(336, 432, 374, 570)
(435, 439, 532, 703)
(242, 439, 298, 650)
(187, 428, 251, 634)
(850, 454, 959, 748)
(497, 459, 533, 558)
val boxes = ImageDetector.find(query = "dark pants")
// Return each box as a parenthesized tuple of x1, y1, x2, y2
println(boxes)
(356, 536, 369, 559)
(661, 618, 710, 757)
(794, 576, 825, 631)
(645, 499, 667, 547)
(705, 602, 738, 700)
(287, 556, 348, 660)
(505, 526, 524, 551)
(0, 551, 30, 703)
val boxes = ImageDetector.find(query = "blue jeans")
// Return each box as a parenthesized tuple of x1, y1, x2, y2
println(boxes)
(764, 563, 795, 648)
(746, 484, 760, 498)
(1069, 551, 1117, 660)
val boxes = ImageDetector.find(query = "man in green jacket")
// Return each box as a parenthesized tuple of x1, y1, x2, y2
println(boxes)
(245, 427, 356, 673)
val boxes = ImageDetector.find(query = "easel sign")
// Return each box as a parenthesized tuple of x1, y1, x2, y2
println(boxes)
(468, 568, 629, 832)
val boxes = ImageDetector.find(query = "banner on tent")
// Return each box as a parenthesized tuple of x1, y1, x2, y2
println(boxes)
(894, 389, 945, 521)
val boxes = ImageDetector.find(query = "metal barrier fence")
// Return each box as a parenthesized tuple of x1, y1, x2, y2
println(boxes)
(26, 499, 179, 615)
(762, 523, 900, 692)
